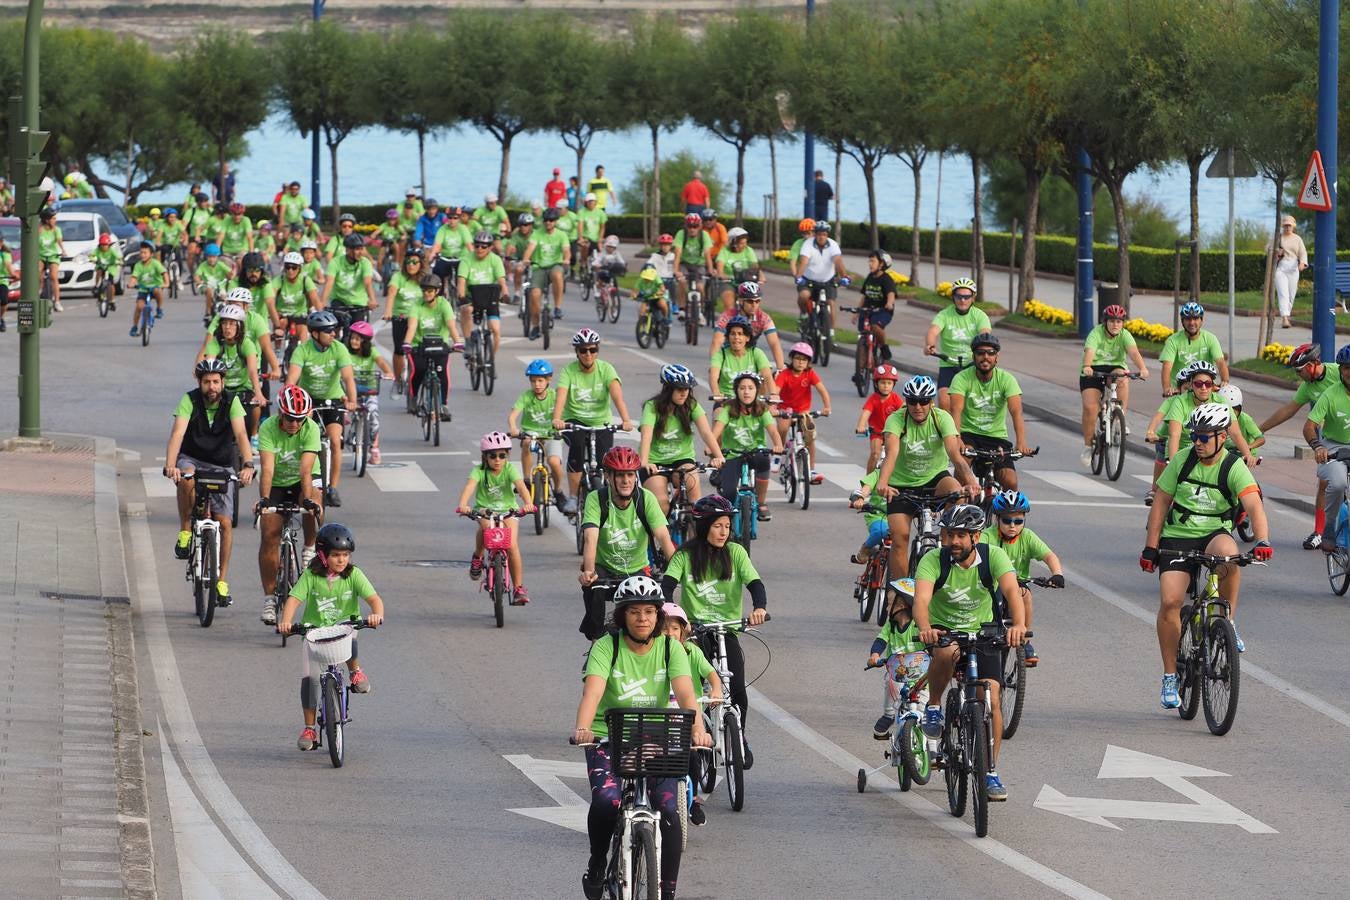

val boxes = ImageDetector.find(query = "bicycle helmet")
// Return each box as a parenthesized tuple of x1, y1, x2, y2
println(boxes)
(700, 208, 717, 220)
(277, 384, 313, 418)
(194, 358, 229, 379)
(164, 207, 178, 217)
(226, 286, 254, 306)
(517, 213, 535, 226)
(873, 362, 901, 381)
(525, 359, 554, 377)
(951, 277, 976, 295)
(138, 241, 156, 254)
(732, 371, 764, 391)
(901, 374, 938, 402)
(542, 208, 561, 222)
(660, 363, 697, 387)
(419, 274, 442, 291)
(385, 208, 399, 220)
(259, 220, 273, 231)
(302, 208, 317, 221)
(1103, 304, 1127, 320)
(348, 320, 375, 339)
(602, 446, 642, 472)
(736, 282, 761, 301)
(342, 233, 364, 249)
(1288, 342, 1321, 368)
(282, 251, 304, 267)
(1215, 384, 1243, 407)
(479, 431, 512, 452)
(970, 331, 1001, 352)
(1178, 360, 1218, 383)
(149, 207, 161, 216)
(789, 341, 814, 361)
(612, 574, 664, 609)
(307, 309, 340, 332)
(571, 328, 601, 347)
(940, 503, 987, 533)
(1188, 402, 1231, 432)
(684, 213, 701, 227)
(798, 218, 815, 234)
(812, 221, 831, 234)
(658, 233, 674, 243)
(1179, 301, 1204, 319)
(337, 213, 356, 225)
(724, 314, 752, 336)
(691, 494, 735, 520)
(991, 489, 1030, 515)
(217, 304, 247, 323)
(603, 234, 620, 248)
(228, 202, 245, 214)
(1338, 345, 1350, 366)
(639, 267, 660, 282)
(473, 230, 494, 246)
(241, 251, 266, 272)
(727, 226, 749, 242)
(424, 198, 438, 207)
(315, 523, 355, 554)
(662, 602, 690, 626)
(204, 242, 221, 257)
(98, 233, 113, 247)
(194, 192, 210, 203)
(300, 239, 319, 252)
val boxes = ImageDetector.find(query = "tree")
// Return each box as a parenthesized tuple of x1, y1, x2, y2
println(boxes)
(275, 22, 381, 219)
(616, 151, 728, 216)
(536, 22, 626, 204)
(176, 31, 270, 207)
(617, 15, 692, 238)
(376, 29, 446, 199)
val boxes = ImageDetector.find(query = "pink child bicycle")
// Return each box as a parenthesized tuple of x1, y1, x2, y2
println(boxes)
(459, 509, 529, 628)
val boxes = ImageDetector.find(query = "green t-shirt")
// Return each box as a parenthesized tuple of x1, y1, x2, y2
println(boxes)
(576, 207, 607, 242)
(255, 233, 277, 258)
(459, 252, 505, 287)
(131, 258, 167, 290)
(202, 215, 228, 246)
(349, 344, 384, 390)
(37, 225, 62, 261)
(327, 255, 373, 308)
(712, 346, 770, 398)
(172, 392, 245, 424)
(883, 407, 957, 487)
(398, 205, 421, 233)
(915, 544, 1014, 631)
(375, 222, 403, 246)
(278, 193, 308, 225)
(788, 237, 805, 266)
(273, 272, 317, 318)
(1083, 324, 1137, 370)
(0, 248, 12, 284)
(257, 414, 321, 487)
(641, 399, 706, 465)
(504, 230, 532, 260)
(948, 367, 1023, 440)
(474, 205, 510, 235)
(980, 524, 1052, 581)
(1294, 368, 1336, 409)
(409, 297, 456, 345)
(195, 259, 233, 294)
(1159, 329, 1224, 369)
(665, 540, 760, 624)
(469, 461, 523, 512)
(203, 335, 259, 392)
(559, 360, 621, 426)
(930, 305, 992, 366)
(674, 229, 712, 266)
(529, 229, 569, 268)
(583, 634, 690, 739)
(160, 220, 187, 248)
(582, 488, 668, 574)
(1308, 383, 1350, 444)
(682, 641, 716, 685)
(387, 271, 424, 318)
(290, 566, 376, 628)
(226, 278, 277, 309)
(1164, 391, 1232, 451)
(1226, 411, 1262, 455)
(512, 388, 556, 436)
(302, 258, 324, 284)
(289, 339, 353, 400)
(219, 217, 253, 255)
(1156, 447, 1257, 540)
(716, 245, 758, 277)
(876, 618, 925, 658)
(714, 406, 775, 455)
(858, 468, 887, 526)
(555, 210, 578, 240)
(92, 246, 121, 274)
(433, 222, 473, 260)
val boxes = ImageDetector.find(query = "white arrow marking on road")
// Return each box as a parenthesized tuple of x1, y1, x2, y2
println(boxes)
(1034, 745, 1277, 833)
(503, 754, 590, 833)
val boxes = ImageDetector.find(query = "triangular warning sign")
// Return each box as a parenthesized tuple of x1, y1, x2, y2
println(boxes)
(1298, 150, 1333, 212)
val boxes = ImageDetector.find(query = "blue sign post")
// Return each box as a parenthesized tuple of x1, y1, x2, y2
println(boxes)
(310, 0, 326, 221)
(1313, 0, 1338, 360)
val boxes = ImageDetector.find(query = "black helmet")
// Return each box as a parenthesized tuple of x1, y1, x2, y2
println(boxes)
(419, 273, 442, 291)
(970, 331, 1001, 352)
(194, 358, 229, 379)
(307, 309, 339, 332)
(940, 503, 986, 533)
(691, 495, 735, 520)
(315, 523, 355, 554)
(542, 208, 561, 222)
(240, 251, 266, 272)
(343, 233, 364, 249)
(338, 213, 356, 224)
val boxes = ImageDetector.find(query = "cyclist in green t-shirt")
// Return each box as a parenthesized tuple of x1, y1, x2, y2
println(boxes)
(36, 209, 66, 311)
(255, 221, 277, 261)
(713, 227, 761, 314)
(503, 214, 536, 306)
(507, 359, 567, 512)
(285, 311, 357, 507)
(947, 332, 1034, 492)
(322, 213, 360, 265)
(1143, 403, 1270, 708)
(274, 181, 308, 227)
(980, 490, 1064, 667)
(127, 242, 168, 336)
(321, 234, 377, 323)
(523, 209, 572, 331)
(255, 384, 324, 626)
(345, 321, 393, 464)
(456, 231, 509, 357)
(1163, 360, 1253, 466)
(1159, 302, 1229, 393)
(711, 373, 784, 521)
(1259, 343, 1336, 549)
(574, 193, 607, 267)
(455, 431, 536, 605)
(269, 251, 320, 343)
(473, 194, 511, 240)
(197, 304, 264, 410)
(1079, 304, 1150, 468)
(374, 208, 404, 271)
(923, 277, 991, 410)
(1304, 347, 1350, 551)
(193, 243, 235, 321)
(381, 253, 427, 389)
(638, 363, 724, 516)
(552, 329, 634, 513)
(91, 233, 122, 306)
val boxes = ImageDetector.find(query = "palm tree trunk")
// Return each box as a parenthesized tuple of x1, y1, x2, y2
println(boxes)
(1187, 151, 1202, 299)
(650, 123, 661, 241)
(497, 133, 513, 202)
(864, 158, 879, 250)
(1106, 177, 1131, 310)
(329, 140, 341, 221)
(418, 129, 427, 199)
(735, 142, 747, 225)
(910, 156, 923, 286)
(971, 153, 986, 297)
(1019, 165, 1042, 308)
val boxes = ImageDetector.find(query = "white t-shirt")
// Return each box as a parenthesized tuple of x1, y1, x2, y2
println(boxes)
(647, 250, 675, 279)
(798, 238, 842, 282)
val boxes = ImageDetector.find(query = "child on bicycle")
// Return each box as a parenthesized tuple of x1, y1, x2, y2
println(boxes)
(774, 342, 832, 484)
(591, 234, 626, 277)
(455, 431, 536, 605)
(639, 363, 723, 516)
(508, 359, 568, 512)
(36, 209, 65, 312)
(1216, 384, 1265, 455)
(92, 233, 122, 307)
(633, 265, 670, 323)
(866, 578, 925, 739)
(855, 363, 904, 473)
(345, 320, 394, 464)
(979, 490, 1063, 667)
(711, 373, 784, 522)
(848, 464, 890, 565)
(855, 249, 897, 360)
(127, 241, 168, 338)
(661, 601, 723, 828)
(277, 523, 385, 752)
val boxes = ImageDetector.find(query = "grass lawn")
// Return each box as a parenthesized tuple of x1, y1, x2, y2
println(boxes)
(1198, 289, 1314, 319)
(1232, 356, 1300, 384)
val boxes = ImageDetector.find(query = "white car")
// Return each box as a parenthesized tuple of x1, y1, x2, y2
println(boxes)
(55, 211, 117, 295)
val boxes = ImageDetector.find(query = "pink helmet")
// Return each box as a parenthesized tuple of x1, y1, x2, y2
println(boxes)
(789, 341, 814, 360)
(348, 320, 375, 339)
(479, 431, 512, 452)
(662, 602, 689, 626)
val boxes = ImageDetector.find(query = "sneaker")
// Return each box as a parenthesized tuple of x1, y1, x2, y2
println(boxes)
(689, 799, 706, 826)
(810, 470, 824, 485)
(1232, 627, 1245, 653)
(554, 308, 564, 320)
(261, 597, 277, 626)
(154, 305, 162, 319)
(297, 726, 318, 751)
(771, 454, 782, 473)
(129, 327, 139, 337)
(581, 868, 604, 900)
(873, 715, 895, 740)
(174, 530, 191, 559)
(1022, 641, 1039, 668)
(512, 585, 531, 605)
(1079, 447, 1093, 470)
(469, 556, 484, 580)
(921, 705, 943, 738)
(215, 581, 231, 606)
(439, 405, 452, 421)
(1160, 673, 1181, 709)
(325, 487, 342, 507)
(985, 772, 1008, 801)
(0, 317, 6, 332)
(562, 496, 578, 517)
(529, 327, 540, 340)
(301, 547, 316, 568)
(757, 505, 771, 522)
(370, 447, 381, 464)
(1304, 531, 1323, 550)
(53, 300, 64, 312)
(349, 668, 370, 693)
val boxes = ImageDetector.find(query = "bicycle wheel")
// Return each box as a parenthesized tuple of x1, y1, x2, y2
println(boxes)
(1327, 546, 1350, 596)
(630, 820, 658, 900)
(141, 304, 152, 347)
(198, 534, 217, 628)
(854, 339, 871, 398)
(736, 492, 755, 557)
(655, 315, 669, 349)
(360, 419, 373, 478)
(230, 478, 241, 528)
(969, 708, 990, 837)
(900, 719, 931, 786)
(1235, 513, 1255, 544)
(1176, 604, 1201, 721)
(350, 415, 365, 474)
(594, 286, 606, 321)
(816, 309, 832, 367)
(1201, 616, 1240, 736)
(685, 294, 699, 345)
(635, 314, 651, 349)
(192, 543, 208, 625)
(1106, 408, 1126, 481)
(419, 385, 432, 442)
(608, 289, 621, 323)
(324, 676, 344, 768)
(943, 692, 966, 817)
(796, 447, 811, 510)
(1090, 424, 1105, 475)
(875, 571, 888, 626)
(468, 338, 483, 392)
(541, 307, 552, 349)
(723, 711, 745, 812)
(574, 482, 588, 556)
(482, 336, 496, 397)
(169, 262, 180, 300)
(999, 647, 1026, 740)
(532, 470, 546, 535)
(781, 447, 798, 504)
(677, 779, 689, 852)
(430, 380, 442, 447)
(857, 567, 875, 623)
(491, 554, 506, 629)
(97, 282, 110, 318)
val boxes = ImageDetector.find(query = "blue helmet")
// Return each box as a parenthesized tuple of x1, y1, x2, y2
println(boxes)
(163, 207, 178, 217)
(525, 359, 553, 377)
(1179, 301, 1204, 319)
(660, 363, 697, 387)
(1336, 345, 1350, 366)
(724, 314, 753, 336)
(204, 243, 221, 257)
(991, 489, 1030, 515)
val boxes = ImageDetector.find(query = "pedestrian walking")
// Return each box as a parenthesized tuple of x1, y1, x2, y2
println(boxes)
(682, 170, 710, 215)
(812, 170, 834, 223)
(545, 167, 567, 209)
(1270, 214, 1308, 329)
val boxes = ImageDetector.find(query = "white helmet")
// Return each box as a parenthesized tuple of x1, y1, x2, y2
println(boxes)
(727, 226, 749, 241)
(300, 240, 319, 251)
(1215, 384, 1243, 407)
(226, 286, 254, 305)
(217, 304, 247, 322)
(1187, 402, 1231, 432)
(282, 251, 304, 267)
(603, 234, 620, 248)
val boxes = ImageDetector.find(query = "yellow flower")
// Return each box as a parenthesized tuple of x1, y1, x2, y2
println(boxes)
(772, 249, 790, 261)
(937, 281, 953, 298)
(893, 273, 911, 285)
(1024, 299, 1073, 326)
(1261, 342, 1294, 364)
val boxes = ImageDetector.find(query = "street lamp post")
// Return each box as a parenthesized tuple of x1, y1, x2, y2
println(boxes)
(802, 0, 814, 220)
(310, 0, 325, 221)
(1313, 0, 1337, 360)
(16, 0, 50, 439)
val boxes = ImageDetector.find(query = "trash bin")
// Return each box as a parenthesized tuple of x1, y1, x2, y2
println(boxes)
(1097, 282, 1120, 312)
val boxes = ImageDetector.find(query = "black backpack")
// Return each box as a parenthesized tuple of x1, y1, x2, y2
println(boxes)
(1165, 448, 1241, 527)
(596, 484, 656, 549)
(931, 543, 1006, 620)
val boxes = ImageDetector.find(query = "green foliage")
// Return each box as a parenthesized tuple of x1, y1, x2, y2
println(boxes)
(616, 151, 727, 217)
(176, 30, 270, 176)
(1201, 218, 1271, 253)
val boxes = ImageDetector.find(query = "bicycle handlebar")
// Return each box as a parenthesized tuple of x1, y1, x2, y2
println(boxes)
(934, 353, 968, 367)
(1018, 576, 1059, 589)
(289, 617, 377, 637)
(776, 410, 827, 420)
(459, 509, 530, 521)
(928, 626, 1034, 651)
(1156, 549, 1258, 567)
(962, 446, 1038, 460)
(561, 424, 620, 434)
(692, 613, 771, 634)
(890, 489, 964, 509)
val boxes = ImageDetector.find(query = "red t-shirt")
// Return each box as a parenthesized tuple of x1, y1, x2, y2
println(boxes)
(775, 368, 822, 413)
(544, 179, 567, 208)
(681, 179, 710, 207)
(862, 391, 904, 434)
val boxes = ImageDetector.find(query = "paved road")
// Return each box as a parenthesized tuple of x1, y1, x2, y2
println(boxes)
(2, 278, 1347, 900)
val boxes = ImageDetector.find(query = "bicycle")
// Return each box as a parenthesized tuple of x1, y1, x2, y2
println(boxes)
(135, 288, 158, 347)
(777, 410, 825, 510)
(164, 245, 182, 301)
(691, 615, 769, 812)
(594, 265, 623, 323)
(256, 499, 317, 648)
(1165, 549, 1256, 736)
(714, 450, 768, 558)
(650, 462, 709, 551)
(464, 302, 497, 397)
(895, 489, 963, 576)
(562, 424, 620, 555)
(95, 266, 119, 318)
(516, 263, 533, 337)
(798, 280, 834, 367)
(182, 467, 237, 628)
(571, 708, 694, 900)
(514, 432, 557, 536)
(998, 576, 1056, 741)
(858, 648, 933, 793)
(1089, 371, 1142, 482)
(309, 399, 346, 502)
(347, 373, 385, 478)
(290, 618, 377, 768)
(841, 306, 886, 398)
(1323, 448, 1350, 594)
(961, 446, 1036, 517)
(460, 509, 529, 628)
(411, 337, 457, 447)
(634, 298, 669, 350)
(851, 509, 891, 626)
(682, 269, 704, 346)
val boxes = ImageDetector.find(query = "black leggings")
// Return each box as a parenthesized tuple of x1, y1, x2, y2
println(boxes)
(696, 630, 748, 731)
(585, 744, 681, 890)
(409, 347, 449, 403)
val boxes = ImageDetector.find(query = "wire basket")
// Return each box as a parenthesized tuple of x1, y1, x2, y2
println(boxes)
(304, 623, 356, 667)
(604, 708, 693, 778)
(482, 525, 512, 552)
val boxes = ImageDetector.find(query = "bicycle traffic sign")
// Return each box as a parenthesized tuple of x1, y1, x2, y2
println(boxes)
(1297, 150, 1333, 212)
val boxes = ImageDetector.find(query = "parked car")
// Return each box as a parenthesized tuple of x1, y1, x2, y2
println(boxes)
(55, 211, 116, 295)
(54, 198, 141, 258)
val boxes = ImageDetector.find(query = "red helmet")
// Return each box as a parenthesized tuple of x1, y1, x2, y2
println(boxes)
(1103, 304, 1127, 320)
(277, 384, 313, 418)
(873, 363, 901, 382)
(658, 233, 674, 244)
(1289, 342, 1321, 368)
(684, 213, 701, 227)
(229, 202, 245, 214)
(97, 233, 113, 247)
(602, 446, 642, 472)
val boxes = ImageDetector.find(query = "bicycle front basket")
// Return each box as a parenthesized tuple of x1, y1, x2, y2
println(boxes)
(304, 623, 356, 667)
(605, 707, 693, 778)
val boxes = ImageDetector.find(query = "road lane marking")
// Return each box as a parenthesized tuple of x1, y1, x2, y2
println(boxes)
(1025, 470, 1130, 498)
(140, 468, 176, 498)
(129, 503, 327, 899)
(812, 462, 867, 491)
(378, 451, 469, 457)
(620, 346, 670, 367)
(503, 755, 589, 833)
(1063, 564, 1350, 729)
(366, 461, 439, 492)
(813, 438, 845, 459)
(747, 686, 1110, 900)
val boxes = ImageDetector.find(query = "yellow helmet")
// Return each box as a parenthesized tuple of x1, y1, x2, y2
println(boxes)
(149, 207, 162, 217)
(639, 266, 659, 282)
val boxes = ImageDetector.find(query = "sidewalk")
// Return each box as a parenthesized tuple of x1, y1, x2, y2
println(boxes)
(0, 435, 154, 898)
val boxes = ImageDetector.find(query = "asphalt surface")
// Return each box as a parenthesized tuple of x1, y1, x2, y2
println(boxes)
(3, 277, 1348, 900)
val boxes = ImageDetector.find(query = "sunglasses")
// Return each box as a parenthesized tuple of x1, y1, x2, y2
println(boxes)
(407, 257, 422, 263)
(908, 398, 933, 407)
(1190, 379, 1214, 389)
(486, 451, 509, 460)
(999, 517, 1025, 526)
(284, 263, 300, 270)
(577, 346, 599, 355)
(1190, 431, 1220, 443)
(474, 242, 492, 249)
(974, 348, 998, 357)
(953, 293, 975, 301)
(282, 415, 307, 424)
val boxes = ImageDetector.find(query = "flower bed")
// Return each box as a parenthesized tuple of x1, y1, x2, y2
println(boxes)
(1260, 342, 1295, 365)
(1123, 317, 1173, 344)
(1023, 299, 1073, 327)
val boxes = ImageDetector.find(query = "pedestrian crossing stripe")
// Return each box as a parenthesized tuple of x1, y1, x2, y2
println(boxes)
(1024, 470, 1130, 498)
(366, 461, 439, 492)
